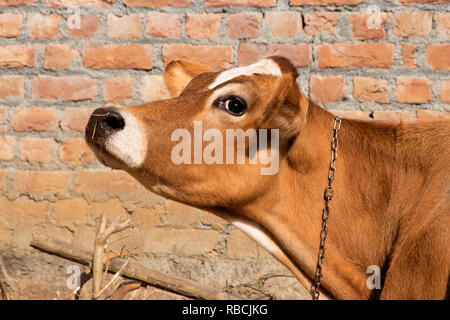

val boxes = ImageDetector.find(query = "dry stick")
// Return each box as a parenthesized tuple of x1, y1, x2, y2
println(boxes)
(95, 258, 131, 300)
(0, 260, 13, 300)
(92, 213, 107, 298)
(92, 213, 133, 299)
(30, 234, 243, 300)
(65, 286, 81, 300)
(142, 286, 158, 300)
(128, 286, 141, 300)
(103, 249, 131, 283)
(109, 282, 142, 300)
(0, 282, 8, 300)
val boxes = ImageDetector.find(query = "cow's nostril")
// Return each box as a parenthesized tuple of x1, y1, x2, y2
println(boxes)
(104, 112, 125, 131)
(86, 108, 126, 143)
(91, 108, 125, 132)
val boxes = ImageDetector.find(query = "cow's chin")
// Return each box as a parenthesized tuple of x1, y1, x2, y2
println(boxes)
(87, 142, 126, 170)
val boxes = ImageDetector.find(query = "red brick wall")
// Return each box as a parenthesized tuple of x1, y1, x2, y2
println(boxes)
(0, 0, 449, 299)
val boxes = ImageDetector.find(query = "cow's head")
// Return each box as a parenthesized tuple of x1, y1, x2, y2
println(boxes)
(85, 57, 309, 208)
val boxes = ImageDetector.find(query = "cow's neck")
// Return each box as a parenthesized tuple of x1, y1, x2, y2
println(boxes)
(235, 101, 398, 299)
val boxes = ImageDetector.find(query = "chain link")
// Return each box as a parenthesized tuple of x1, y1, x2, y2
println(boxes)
(310, 115, 342, 300)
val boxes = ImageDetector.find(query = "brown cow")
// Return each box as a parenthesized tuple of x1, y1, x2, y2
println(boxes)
(85, 56, 450, 300)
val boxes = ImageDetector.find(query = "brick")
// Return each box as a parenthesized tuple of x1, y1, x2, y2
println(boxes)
(0, 196, 48, 226)
(0, 106, 6, 132)
(205, 0, 275, 7)
(108, 14, 141, 39)
(227, 13, 262, 39)
(20, 138, 54, 163)
(310, 75, 345, 103)
(372, 111, 413, 125)
(396, 77, 433, 104)
(83, 44, 153, 70)
(44, 0, 113, 7)
(0, 0, 36, 5)
(350, 12, 387, 40)
(0, 222, 12, 245)
(0, 136, 14, 161)
(44, 44, 79, 70)
(75, 170, 143, 194)
(353, 77, 389, 104)
(393, 11, 432, 38)
(67, 15, 100, 39)
(61, 108, 94, 132)
(144, 228, 220, 255)
(265, 12, 301, 38)
(0, 45, 36, 68)
(0, 76, 24, 99)
(32, 76, 98, 101)
(436, 13, 450, 39)
(141, 75, 171, 102)
(441, 80, 450, 104)
(0, 169, 7, 192)
(72, 225, 95, 251)
(290, 0, 363, 5)
(402, 43, 417, 69)
(331, 110, 371, 121)
(162, 44, 233, 69)
(186, 14, 221, 39)
(198, 211, 227, 231)
(161, 201, 199, 226)
(0, 13, 23, 37)
(124, 0, 189, 7)
(417, 110, 450, 121)
(227, 229, 257, 259)
(129, 206, 161, 231)
(395, 0, 447, 3)
(27, 13, 61, 39)
(239, 43, 312, 68)
(90, 198, 126, 221)
(104, 76, 134, 102)
(14, 170, 72, 194)
(426, 44, 450, 70)
(60, 138, 95, 164)
(54, 198, 88, 225)
(146, 12, 181, 38)
(12, 107, 59, 132)
(303, 12, 340, 36)
(318, 43, 394, 69)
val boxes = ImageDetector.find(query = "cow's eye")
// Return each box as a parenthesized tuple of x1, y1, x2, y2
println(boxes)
(215, 96, 247, 116)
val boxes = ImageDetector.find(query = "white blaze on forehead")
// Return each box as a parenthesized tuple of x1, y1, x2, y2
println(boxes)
(105, 110, 147, 168)
(208, 59, 282, 89)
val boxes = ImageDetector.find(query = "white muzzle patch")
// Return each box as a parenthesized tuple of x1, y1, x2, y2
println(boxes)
(105, 109, 147, 168)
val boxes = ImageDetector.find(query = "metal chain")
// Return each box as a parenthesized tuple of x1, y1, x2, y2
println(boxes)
(310, 115, 342, 300)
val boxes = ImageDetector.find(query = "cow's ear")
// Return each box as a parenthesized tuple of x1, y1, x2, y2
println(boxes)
(259, 56, 308, 141)
(164, 60, 213, 97)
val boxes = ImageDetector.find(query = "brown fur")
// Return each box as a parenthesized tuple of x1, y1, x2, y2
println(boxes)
(86, 57, 450, 300)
